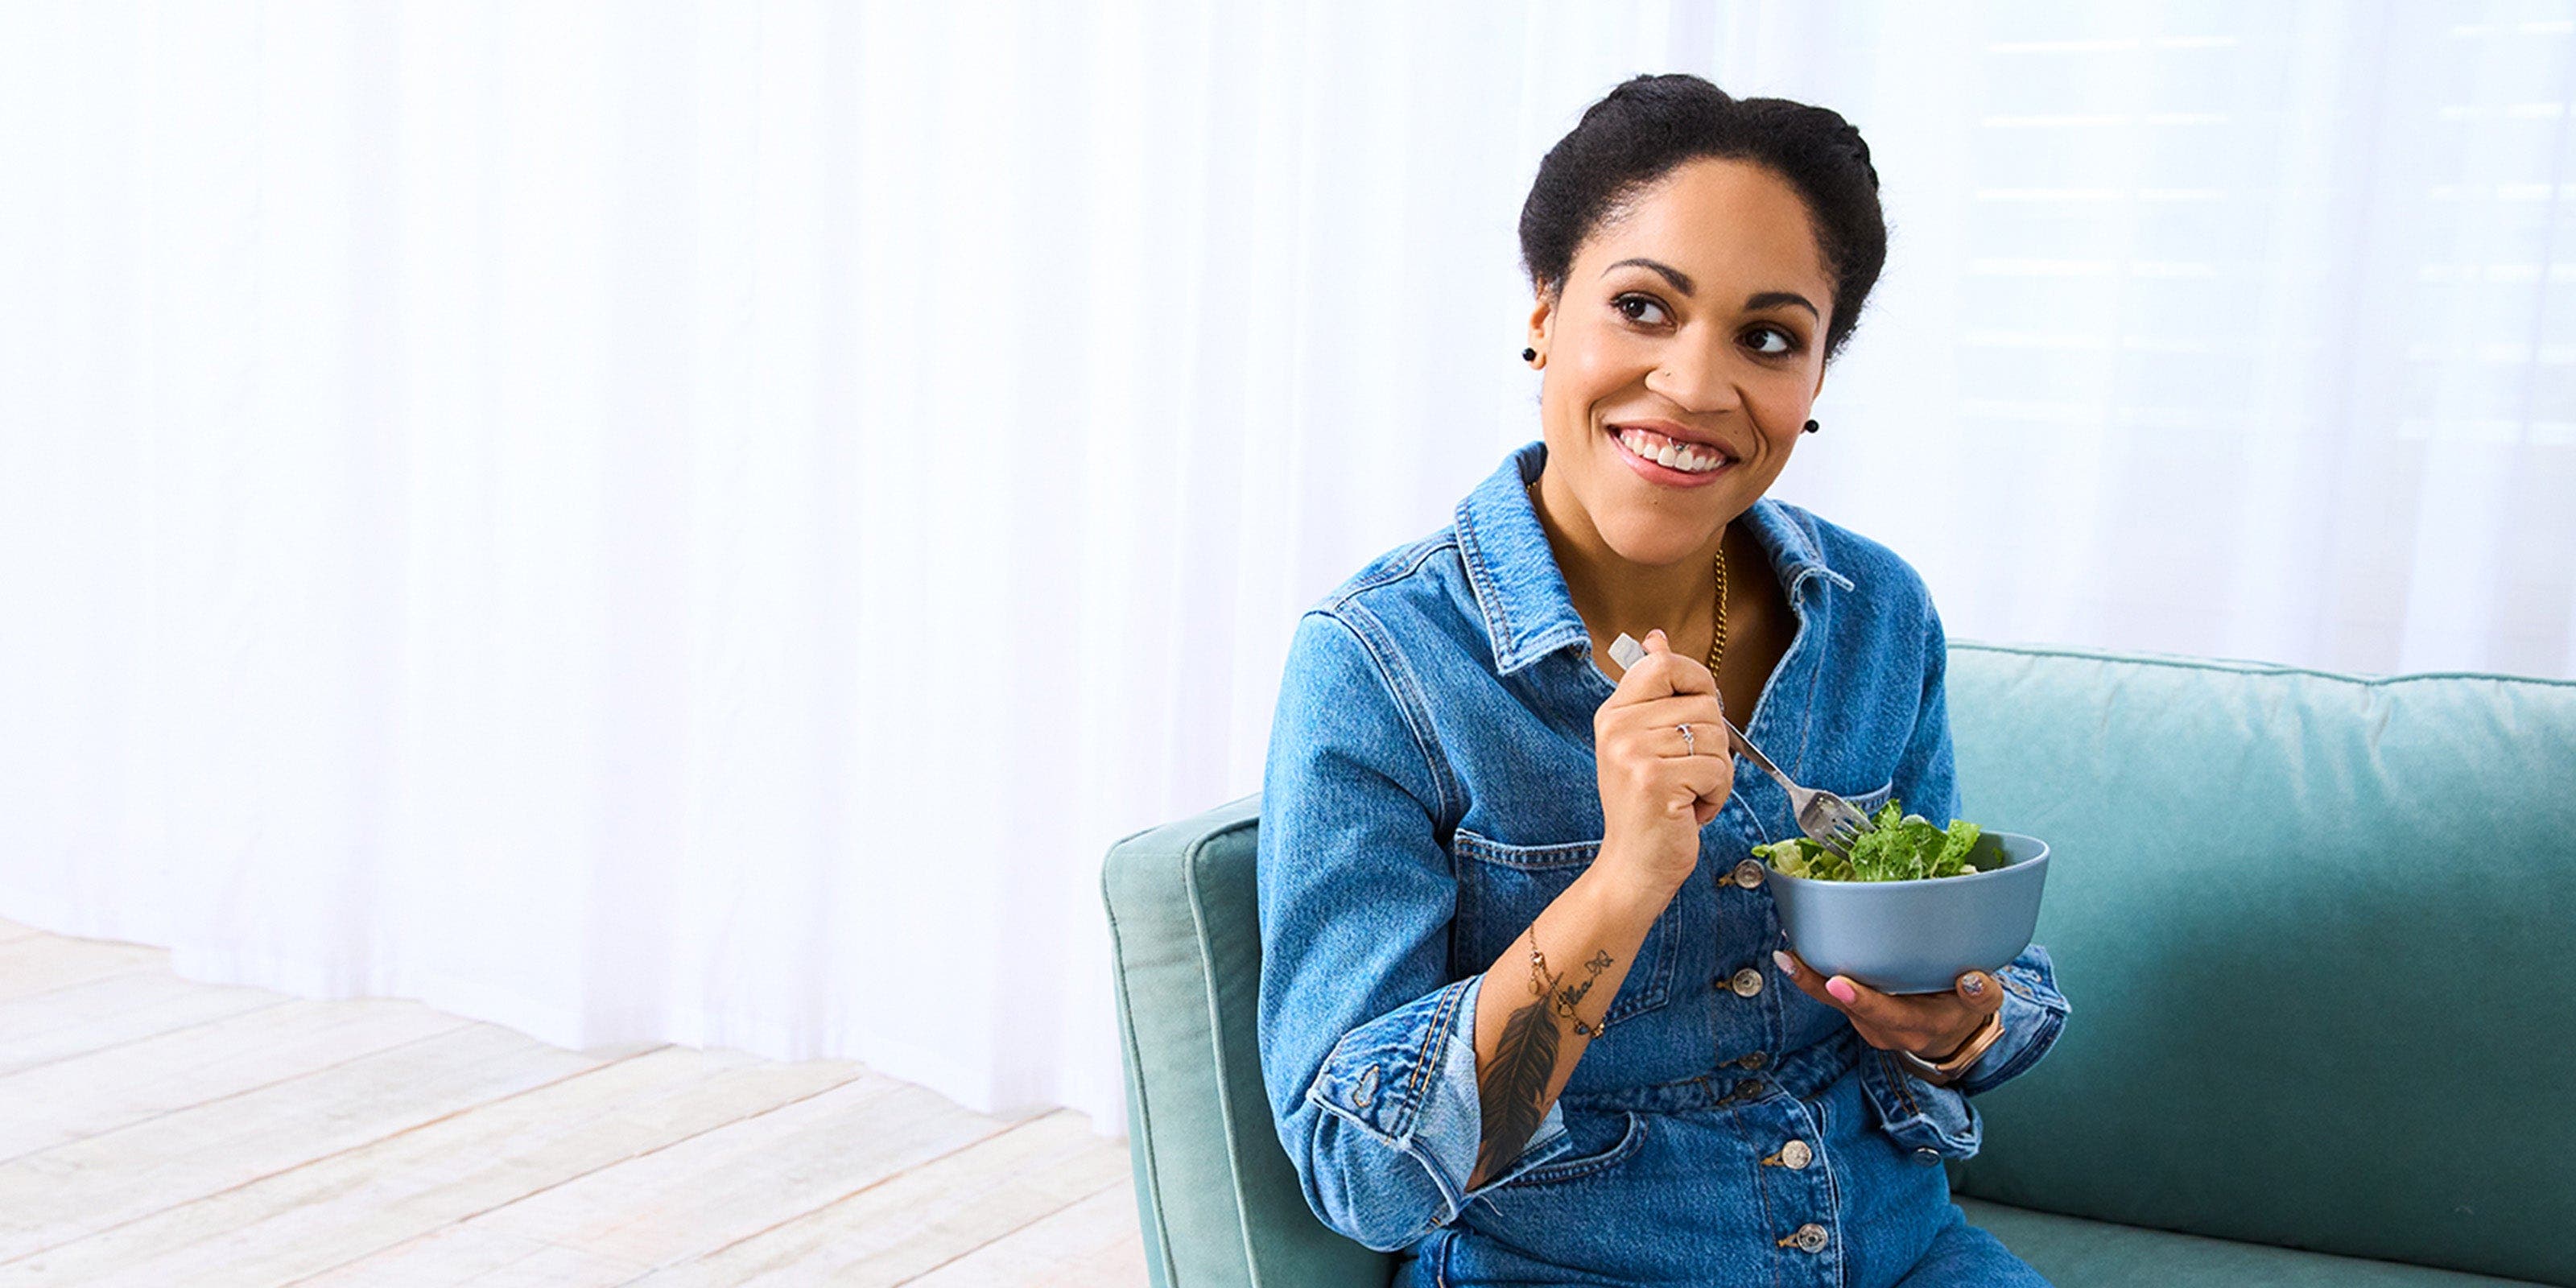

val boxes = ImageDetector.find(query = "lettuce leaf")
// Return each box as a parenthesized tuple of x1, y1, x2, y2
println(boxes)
(1753, 799, 1987, 882)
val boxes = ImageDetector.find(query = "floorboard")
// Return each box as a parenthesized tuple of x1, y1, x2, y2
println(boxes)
(0, 926, 1148, 1286)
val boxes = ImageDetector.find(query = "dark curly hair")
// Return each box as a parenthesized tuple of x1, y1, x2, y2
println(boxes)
(1518, 73, 1887, 361)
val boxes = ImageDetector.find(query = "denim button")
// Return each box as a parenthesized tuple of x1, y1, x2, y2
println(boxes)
(1791, 1223, 1830, 1253)
(1737, 1051, 1768, 1070)
(1730, 968, 1765, 998)
(1913, 1147, 1942, 1166)
(1780, 1139, 1813, 1170)
(1734, 1079, 1765, 1100)
(1731, 858, 1766, 888)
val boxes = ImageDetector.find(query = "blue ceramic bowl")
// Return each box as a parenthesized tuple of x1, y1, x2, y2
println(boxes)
(1765, 831, 2050, 995)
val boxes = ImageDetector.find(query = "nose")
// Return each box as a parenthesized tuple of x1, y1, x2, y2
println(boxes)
(1643, 338, 1742, 415)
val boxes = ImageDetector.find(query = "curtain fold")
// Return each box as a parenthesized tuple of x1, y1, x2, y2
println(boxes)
(2, 0, 2568, 1136)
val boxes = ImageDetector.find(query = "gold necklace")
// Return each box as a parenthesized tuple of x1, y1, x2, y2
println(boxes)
(1528, 477, 1728, 675)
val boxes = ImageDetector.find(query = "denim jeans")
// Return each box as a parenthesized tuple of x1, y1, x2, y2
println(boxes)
(1257, 442, 2069, 1286)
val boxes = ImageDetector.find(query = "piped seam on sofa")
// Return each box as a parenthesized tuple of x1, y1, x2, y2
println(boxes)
(1183, 813, 1277, 1283)
(1949, 640, 2576, 691)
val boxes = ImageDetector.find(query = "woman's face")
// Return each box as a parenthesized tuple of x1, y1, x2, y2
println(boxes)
(1530, 156, 1836, 568)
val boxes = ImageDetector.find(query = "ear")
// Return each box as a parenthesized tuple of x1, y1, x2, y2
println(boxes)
(1526, 282, 1558, 361)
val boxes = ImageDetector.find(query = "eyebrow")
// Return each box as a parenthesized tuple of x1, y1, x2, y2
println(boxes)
(1745, 290, 1821, 320)
(1602, 258, 1695, 295)
(1600, 258, 1821, 320)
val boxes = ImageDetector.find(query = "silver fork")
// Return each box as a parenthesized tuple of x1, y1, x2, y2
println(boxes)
(1608, 633, 1876, 857)
(1718, 715, 1874, 858)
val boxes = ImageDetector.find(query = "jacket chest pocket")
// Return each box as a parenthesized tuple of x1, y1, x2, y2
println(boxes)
(1448, 829, 1682, 1027)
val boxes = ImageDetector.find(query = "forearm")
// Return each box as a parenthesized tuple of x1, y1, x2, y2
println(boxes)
(1463, 858, 1678, 1188)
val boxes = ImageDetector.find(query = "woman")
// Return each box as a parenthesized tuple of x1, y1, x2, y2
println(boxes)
(1255, 75, 2070, 1286)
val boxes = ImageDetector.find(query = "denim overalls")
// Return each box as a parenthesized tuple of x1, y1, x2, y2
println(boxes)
(1256, 442, 2069, 1286)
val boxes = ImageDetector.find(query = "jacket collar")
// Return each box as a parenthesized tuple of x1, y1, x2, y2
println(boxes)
(1455, 441, 1856, 677)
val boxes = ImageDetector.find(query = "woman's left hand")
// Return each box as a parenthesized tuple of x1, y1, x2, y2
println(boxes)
(1771, 947, 2000, 1063)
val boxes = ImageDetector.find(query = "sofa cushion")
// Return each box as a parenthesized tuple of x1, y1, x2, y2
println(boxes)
(1104, 795, 1393, 1287)
(1959, 1199, 2547, 1286)
(1943, 645, 2576, 1286)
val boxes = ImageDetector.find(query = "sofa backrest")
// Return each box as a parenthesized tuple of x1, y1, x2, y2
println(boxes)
(1943, 644, 2576, 1286)
(1104, 795, 1393, 1287)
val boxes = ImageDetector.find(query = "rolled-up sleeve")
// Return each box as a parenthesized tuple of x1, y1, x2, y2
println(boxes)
(1257, 609, 1571, 1252)
(1860, 597, 2073, 1158)
(1952, 943, 2070, 1095)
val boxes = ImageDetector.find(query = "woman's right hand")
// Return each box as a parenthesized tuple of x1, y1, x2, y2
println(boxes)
(1594, 629, 1734, 895)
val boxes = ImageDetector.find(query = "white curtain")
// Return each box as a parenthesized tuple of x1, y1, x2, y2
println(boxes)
(2, 2, 2567, 1137)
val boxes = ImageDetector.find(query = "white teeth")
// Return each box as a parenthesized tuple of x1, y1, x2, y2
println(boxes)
(1620, 427, 1725, 473)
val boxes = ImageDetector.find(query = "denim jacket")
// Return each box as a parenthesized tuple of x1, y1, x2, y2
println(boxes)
(1255, 443, 2069, 1282)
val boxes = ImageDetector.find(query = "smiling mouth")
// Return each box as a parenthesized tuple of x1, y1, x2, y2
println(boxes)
(1609, 423, 1734, 475)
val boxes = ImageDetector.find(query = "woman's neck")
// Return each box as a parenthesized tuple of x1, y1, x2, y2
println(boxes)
(1529, 477, 1728, 644)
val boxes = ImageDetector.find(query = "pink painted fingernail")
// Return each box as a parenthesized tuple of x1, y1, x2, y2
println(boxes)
(1827, 976, 1858, 1005)
(1961, 974, 1988, 998)
(1772, 950, 1798, 977)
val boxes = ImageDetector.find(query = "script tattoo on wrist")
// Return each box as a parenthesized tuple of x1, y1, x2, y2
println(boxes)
(1550, 949, 1612, 1020)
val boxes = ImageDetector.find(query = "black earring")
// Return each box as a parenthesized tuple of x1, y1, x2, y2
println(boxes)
(1522, 348, 1538, 363)
(1802, 419, 1821, 435)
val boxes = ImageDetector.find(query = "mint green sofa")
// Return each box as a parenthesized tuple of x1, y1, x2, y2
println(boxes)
(1103, 643, 2576, 1286)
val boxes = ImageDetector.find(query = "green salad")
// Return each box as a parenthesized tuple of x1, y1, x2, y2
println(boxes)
(1755, 801, 1989, 882)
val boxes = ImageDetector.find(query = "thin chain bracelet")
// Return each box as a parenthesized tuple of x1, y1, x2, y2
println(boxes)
(1524, 924, 1613, 1038)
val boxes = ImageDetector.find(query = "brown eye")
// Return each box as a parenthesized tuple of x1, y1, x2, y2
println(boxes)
(1612, 293, 1672, 327)
(1744, 324, 1799, 356)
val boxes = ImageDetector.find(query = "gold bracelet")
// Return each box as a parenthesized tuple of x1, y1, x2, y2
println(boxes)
(1524, 925, 1612, 1038)
(1895, 1010, 2005, 1084)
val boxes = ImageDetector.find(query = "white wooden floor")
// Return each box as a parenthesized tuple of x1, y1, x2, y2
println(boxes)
(0, 918, 1151, 1286)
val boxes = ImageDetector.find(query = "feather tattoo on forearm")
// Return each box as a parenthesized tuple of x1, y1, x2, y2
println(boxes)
(1471, 935, 1613, 1188)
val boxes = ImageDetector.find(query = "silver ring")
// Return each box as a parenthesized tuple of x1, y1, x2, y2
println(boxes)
(1678, 723, 1695, 756)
